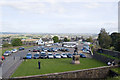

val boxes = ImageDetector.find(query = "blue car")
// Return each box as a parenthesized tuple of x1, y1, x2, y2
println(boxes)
(79, 53, 86, 58)
(26, 53, 32, 59)
(19, 47, 24, 51)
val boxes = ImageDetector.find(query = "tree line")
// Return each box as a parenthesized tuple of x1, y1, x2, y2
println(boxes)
(98, 28, 120, 52)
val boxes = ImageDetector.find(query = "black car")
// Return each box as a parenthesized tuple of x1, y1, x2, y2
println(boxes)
(40, 52, 47, 59)
(67, 53, 73, 58)
(19, 47, 24, 50)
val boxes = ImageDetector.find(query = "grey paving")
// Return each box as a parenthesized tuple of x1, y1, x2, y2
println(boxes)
(2, 46, 38, 79)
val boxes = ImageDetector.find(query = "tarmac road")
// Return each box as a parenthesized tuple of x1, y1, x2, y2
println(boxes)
(2, 46, 38, 78)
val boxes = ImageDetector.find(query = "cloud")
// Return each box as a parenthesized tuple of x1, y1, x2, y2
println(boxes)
(84, 3, 101, 8)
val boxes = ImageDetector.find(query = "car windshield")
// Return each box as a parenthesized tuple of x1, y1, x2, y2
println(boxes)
(34, 54, 39, 56)
(27, 54, 31, 56)
(62, 54, 66, 55)
(48, 54, 52, 56)
(41, 53, 46, 56)
(56, 54, 60, 56)
(68, 54, 72, 55)
(5, 51, 10, 53)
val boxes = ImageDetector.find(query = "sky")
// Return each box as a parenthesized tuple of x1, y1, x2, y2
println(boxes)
(0, 0, 119, 34)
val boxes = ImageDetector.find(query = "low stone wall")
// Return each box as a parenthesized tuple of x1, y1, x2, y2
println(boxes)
(102, 49, 120, 59)
(92, 52, 114, 64)
(12, 66, 118, 79)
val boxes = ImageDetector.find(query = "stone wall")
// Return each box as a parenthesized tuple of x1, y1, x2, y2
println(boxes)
(102, 49, 120, 59)
(92, 52, 114, 64)
(13, 66, 118, 79)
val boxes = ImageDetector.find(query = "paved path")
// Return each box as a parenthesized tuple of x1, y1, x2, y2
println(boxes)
(2, 46, 38, 79)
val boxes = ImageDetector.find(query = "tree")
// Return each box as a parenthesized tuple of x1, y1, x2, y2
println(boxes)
(110, 32, 120, 46)
(2, 43, 12, 47)
(11, 38, 22, 46)
(98, 28, 112, 49)
(52, 36, 59, 43)
(110, 32, 120, 51)
(64, 37, 70, 42)
(86, 36, 93, 43)
(114, 38, 120, 51)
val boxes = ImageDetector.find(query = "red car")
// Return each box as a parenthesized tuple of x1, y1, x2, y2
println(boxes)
(1, 56, 5, 60)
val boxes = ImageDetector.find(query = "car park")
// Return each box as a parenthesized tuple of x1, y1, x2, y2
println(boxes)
(11, 49, 18, 53)
(34, 54, 40, 59)
(67, 53, 73, 58)
(54, 53, 61, 58)
(19, 47, 24, 51)
(26, 53, 32, 59)
(47, 53, 54, 59)
(61, 53, 67, 58)
(40, 52, 47, 59)
(3, 51, 12, 56)
(79, 53, 86, 58)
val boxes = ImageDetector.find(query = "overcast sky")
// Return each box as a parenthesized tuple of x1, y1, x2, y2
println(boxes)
(0, 0, 119, 34)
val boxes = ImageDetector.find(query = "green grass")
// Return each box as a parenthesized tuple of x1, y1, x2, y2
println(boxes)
(111, 67, 120, 74)
(97, 52, 120, 60)
(11, 58, 106, 77)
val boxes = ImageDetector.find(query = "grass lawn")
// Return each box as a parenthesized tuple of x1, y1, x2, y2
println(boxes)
(11, 58, 107, 77)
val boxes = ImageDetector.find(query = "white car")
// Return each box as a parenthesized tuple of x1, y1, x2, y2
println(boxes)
(61, 53, 67, 58)
(3, 51, 11, 56)
(54, 53, 61, 58)
(47, 53, 54, 59)
(46, 44, 51, 47)
(11, 49, 18, 53)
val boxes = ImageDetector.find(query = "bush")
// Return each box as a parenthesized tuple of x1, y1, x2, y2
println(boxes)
(2, 43, 12, 47)
(11, 38, 23, 46)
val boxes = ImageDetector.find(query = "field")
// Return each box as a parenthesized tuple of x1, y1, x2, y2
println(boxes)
(12, 58, 106, 77)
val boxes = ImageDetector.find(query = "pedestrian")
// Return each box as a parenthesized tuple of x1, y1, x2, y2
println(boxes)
(13, 56, 15, 60)
(112, 61, 115, 66)
(38, 61, 41, 69)
(107, 61, 111, 66)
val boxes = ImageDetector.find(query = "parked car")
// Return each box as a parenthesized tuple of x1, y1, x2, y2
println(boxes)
(11, 49, 18, 53)
(34, 54, 40, 59)
(54, 53, 61, 58)
(37, 48, 41, 52)
(53, 48, 58, 52)
(65, 48, 69, 52)
(79, 53, 86, 58)
(40, 52, 47, 59)
(33, 48, 38, 52)
(19, 47, 24, 50)
(67, 53, 73, 58)
(46, 44, 52, 47)
(43, 48, 48, 52)
(48, 48, 52, 52)
(3, 51, 11, 56)
(26, 53, 32, 59)
(47, 53, 54, 59)
(61, 53, 67, 58)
